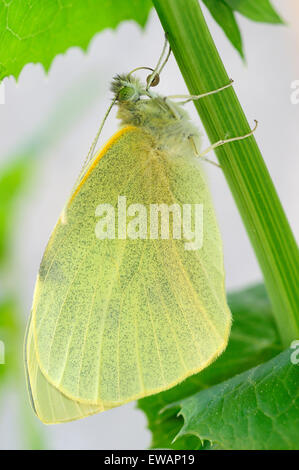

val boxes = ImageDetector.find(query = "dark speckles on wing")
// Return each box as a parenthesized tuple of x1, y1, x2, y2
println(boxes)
(38, 254, 66, 284)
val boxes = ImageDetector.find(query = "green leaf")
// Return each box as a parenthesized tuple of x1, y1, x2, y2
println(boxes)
(138, 284, 282, 449)
(202, 0, 244, 58)
(0, 0, 152, 81)
(223, 0, 283, 23)
(0, 157, 33, 265)
(176, 349, 299, 450)
(0, 298, 20, 383)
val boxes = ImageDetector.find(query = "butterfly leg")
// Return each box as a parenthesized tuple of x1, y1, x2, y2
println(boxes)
(199, 120, 258, 157)
(163, 96, 182, 119)
(188, 135, 221, 168)
(167, 79, 234, 104)
(189, 120, 258, 167)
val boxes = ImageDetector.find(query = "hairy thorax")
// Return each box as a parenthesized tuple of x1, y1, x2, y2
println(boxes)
(116, 95, 201, 158)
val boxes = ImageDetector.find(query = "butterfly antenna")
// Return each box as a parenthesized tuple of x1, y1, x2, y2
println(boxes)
(146, 35, 171, 90)
(76, 96, 117, 185)
(127, 66, 155, 78)
(157, 42, 171, 76)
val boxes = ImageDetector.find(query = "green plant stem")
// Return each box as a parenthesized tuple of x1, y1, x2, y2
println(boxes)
(153, 0, 299, 347)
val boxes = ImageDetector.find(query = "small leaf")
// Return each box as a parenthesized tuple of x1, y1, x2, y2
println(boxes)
(224, 0, 283, 23)
(203, 0, 244, 58)
(0, 157, 33, 264)
(138, 284, 282, 449)
(177, 349, 299, 450)
(0, 0, 152, 81)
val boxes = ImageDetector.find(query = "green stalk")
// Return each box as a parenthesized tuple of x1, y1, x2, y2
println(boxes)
(153, 0, 299, 347)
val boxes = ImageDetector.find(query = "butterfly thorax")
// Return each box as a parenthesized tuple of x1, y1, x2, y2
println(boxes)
(111, 74, 200, 156)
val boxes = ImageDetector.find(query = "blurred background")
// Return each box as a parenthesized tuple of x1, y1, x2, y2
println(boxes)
(0, 0, 298, 449)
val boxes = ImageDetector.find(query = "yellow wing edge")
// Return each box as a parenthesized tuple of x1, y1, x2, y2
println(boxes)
(69, 125, 137, 205)
(30, 313, 231, 409)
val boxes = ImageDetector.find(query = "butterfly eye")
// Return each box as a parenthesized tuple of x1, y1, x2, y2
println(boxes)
(117, 86, 137, 102)
(146, 73, 160, 87)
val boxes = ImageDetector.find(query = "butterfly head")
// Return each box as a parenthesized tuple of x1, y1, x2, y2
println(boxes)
(111, 66, 161, 104)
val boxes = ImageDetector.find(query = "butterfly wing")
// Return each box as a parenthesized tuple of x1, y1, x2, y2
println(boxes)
(30, 126, 231, 421)
(25, 314, 104, 424)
